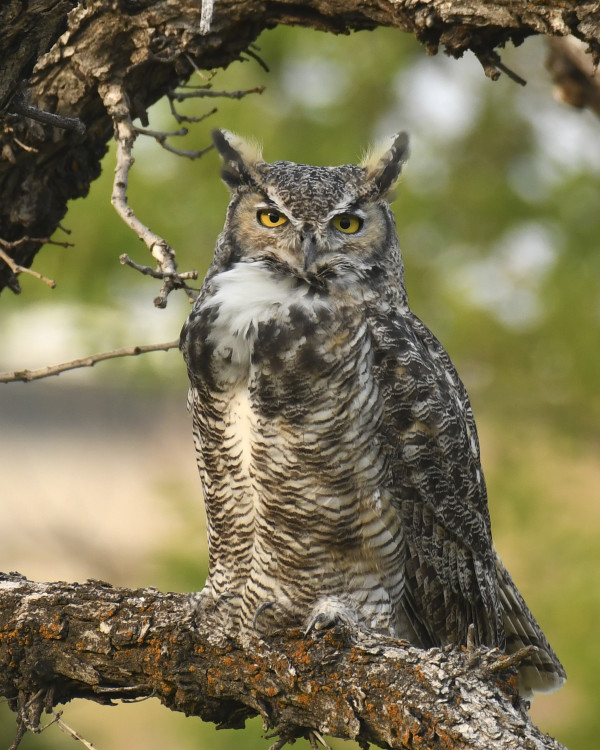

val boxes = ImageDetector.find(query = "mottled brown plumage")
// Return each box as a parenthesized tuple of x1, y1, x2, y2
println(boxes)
(180, 129, 565, 696)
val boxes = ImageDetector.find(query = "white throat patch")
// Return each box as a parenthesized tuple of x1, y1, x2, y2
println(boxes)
(207, 261, 300, 338)
(200, 261, 325, 376)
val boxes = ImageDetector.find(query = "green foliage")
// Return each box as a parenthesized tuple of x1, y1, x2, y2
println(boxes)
(2, 22, 599, 750)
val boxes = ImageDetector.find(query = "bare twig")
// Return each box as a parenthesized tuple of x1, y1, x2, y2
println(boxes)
(100, 83, 199, 307)
(0, 236, 73, 250)
(167, 93, 217, 124)
(183, 57, 217, 82)
(165, 75, 263, 124)
(134, 125, 213, 159)
(244, 47, 270, 72)
(12, 135, 39, 153)
(51, 712, 98, 750)
(487, 645, 538, 674)
(0, 340, 180, 383)
(0, 247, 56, 289)
(93, 685, 150, 695)
(170, 85, 265, 101)
(120, 253, 198, 282)
(311, 730, 332, 749)
(0, 235, 73, 290)
(474, 49, 527, 85)
(10, 93, 86, 135)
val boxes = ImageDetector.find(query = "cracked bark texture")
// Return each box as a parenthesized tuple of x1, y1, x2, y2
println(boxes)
(1, 0, 600, 293)
(0, 574, 567, 749)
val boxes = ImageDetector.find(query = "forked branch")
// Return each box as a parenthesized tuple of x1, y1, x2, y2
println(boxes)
(100, 83, 200, 308)
(0, 246, 56, 289)
(0, 235, 73, 290)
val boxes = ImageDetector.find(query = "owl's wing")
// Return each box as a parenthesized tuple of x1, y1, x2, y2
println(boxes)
(370, 307, 505, 649)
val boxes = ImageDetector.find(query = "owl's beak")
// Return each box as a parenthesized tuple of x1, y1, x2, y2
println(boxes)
(301, 231, 319, 272)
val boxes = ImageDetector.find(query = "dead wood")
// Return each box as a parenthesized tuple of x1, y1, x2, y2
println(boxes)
(0, 573, 566, 749)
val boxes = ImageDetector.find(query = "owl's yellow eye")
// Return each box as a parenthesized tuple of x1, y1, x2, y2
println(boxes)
(332, 214, 363, 234)
(257, 209, 288, 228)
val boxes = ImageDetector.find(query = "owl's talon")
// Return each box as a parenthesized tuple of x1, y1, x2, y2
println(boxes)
(253, 600, 276, 631)
(304, 611, 338, 636)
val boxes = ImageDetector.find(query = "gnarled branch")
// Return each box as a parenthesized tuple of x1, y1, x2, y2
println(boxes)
(2, 0, 600, 294)
(0, 574, 566, 750)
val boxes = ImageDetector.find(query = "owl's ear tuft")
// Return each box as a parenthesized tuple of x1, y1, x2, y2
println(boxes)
(361, 131, 410, 199)
(212, 129, 263, 191)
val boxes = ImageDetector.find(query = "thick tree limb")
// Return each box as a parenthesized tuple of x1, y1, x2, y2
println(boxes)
(1, 0, 600, 294)
(0, 574, 566, 750)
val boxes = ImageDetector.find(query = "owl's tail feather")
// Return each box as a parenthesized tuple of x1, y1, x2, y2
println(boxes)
(495, 552, 566, 697)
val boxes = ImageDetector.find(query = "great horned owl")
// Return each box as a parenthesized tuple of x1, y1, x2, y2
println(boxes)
(180, 129, 566, 696)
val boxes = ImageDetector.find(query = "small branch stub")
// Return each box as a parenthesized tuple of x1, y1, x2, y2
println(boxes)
(9, 92, 86, 135)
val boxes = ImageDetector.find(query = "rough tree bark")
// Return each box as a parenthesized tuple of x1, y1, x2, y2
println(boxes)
(0, 574, 567, 750)
(1, 0, 600, 293)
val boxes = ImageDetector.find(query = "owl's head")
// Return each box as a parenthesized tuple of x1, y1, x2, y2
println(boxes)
(209, 129, 409, 299)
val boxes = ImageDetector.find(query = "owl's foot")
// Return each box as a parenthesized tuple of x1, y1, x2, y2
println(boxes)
(188, 587, 215, 619)
(304, 598, 358, 636)
(188, 587, 240, 628)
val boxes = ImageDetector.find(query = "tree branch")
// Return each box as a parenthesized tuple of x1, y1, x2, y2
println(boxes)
(0, 246, 56, 290)
(0, 574, 567, 750)
(101, 83, 199, 307)
(0, 340, 179, 383)
(2, 0, 600, 294)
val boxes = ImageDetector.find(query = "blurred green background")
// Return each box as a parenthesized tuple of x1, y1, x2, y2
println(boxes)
(1, 24, 599, 750)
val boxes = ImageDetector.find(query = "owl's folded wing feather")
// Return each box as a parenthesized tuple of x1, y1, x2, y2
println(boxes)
(370, 308, 505, 650)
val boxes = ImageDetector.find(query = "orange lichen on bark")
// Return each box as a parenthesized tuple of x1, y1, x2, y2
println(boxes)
(38, 621, 63, 640)
(2, 629, 31, 647)
(295, 692, 312, 706)
(290, 639, 312, 665)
